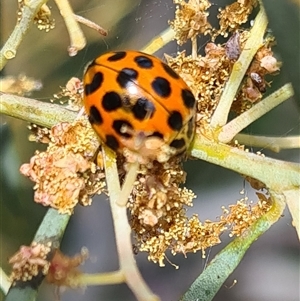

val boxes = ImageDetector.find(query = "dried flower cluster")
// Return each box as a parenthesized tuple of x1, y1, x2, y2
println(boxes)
(0, 74, 42, 95)
(20, 119, 105, 214)
(28, 124, 51, 144)
(18, 2, 55, 32)
(215, 0, 258, 37)
(9, 242, 51, 283)
(234, 40, 280, 110)
(46, 248, 88, 287)
(167, 0, 279, 132)
(223, 193, 272, 237)
(169, 0, 212, 45)
(52, 77, 83, 111)
(130, 161, 271, 265)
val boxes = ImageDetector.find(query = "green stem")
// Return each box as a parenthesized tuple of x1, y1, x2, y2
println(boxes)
(0, 92, 76, 127)
(54, 0, 86, 55)
(218, 83, 294, 143)
(0, 0, 48, 70)
(102, 146, 159, 301)
(76, 270, 125, 286)
(210, 7, 268, 128)
(191, 136, 300, 192)
(141, 27, 175, 55)
(235, 133, 300, 152)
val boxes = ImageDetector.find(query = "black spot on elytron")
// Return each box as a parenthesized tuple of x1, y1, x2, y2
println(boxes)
(150, 131, 164, 139)
(132, 97, 155, 120)
(187, 117, 195, 139)
(102, 92, 122, 112)
(170, 138, 186, 149)
(168, 111, 183, 131)
(134, 55, 154, 69)
(151, 77, 171, 98)
(105, 135, 119, 151)
(107, 51, 127, 62)
(84, 72, 104, 96)
(116, 68, 138, 88)
(113, 120, 133, 138)
(88, 105, 103, 125)
(181, 89, 196, 109)
(161, 63, 180, 79)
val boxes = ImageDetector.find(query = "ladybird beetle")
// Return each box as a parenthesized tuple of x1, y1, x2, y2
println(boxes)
(83, 50, 196, 162)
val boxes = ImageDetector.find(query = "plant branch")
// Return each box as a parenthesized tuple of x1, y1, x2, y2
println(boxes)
(0, 92, 76, 127)
(117, 161, 139, 206)
(235, 133, 300, 152)
(0, 0, 48, 70)
(0, 268, 10, 295)
(77, 271, 125, 286)
(283, 189, 300, 239)
(141, 27, 175, 55)
(210, 7, 268, 128)
(73, 14, 108, 36)
(191, 136, 300, 192)
(53, 0, 86, 56)
(218, 83, 295, 143)
(102, 146, 159, 301)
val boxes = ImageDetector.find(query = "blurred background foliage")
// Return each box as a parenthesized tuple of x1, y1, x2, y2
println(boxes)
(0, 1, 299, 301)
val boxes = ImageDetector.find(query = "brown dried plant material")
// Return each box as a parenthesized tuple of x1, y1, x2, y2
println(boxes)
(0, 74, 42, 96)
(223, 193, 272, 237)
(18, 2, 55, 32)
(130, 155, 271, 266)
(216, 0, 258, 38)
(52, 77, 83, 111)
(46, 248, 88, 287)
(169, 0, 211, 45)
(9, 242, 52, 283)
(28, 124, 51, 144)
(233, 42, 280, 112)
(165, 44, 232, 131)
(20, 119, 105, 214)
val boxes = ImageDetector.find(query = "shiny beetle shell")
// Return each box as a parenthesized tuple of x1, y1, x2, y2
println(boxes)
(83, 50, 196, 162)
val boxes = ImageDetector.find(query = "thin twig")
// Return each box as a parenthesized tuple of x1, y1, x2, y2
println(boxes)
(283, 189, 300, 239)
(191, 36, 197, 60)
(102, 146, 159, 301)
(218, 83, 294, 143)
(77, 271, 125, 286)
(210, 7, 268, 128)
(191, 136, 300, 192)
(141, 27, 175, 55)
(0, 267, 11, 295)
(117, 161, 139, 206)
(0, 0, 48, 70)
(235, 133, 300, 152)
(54, 0, 86, 56)
(73, 14, 108, 36)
